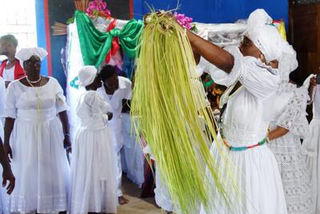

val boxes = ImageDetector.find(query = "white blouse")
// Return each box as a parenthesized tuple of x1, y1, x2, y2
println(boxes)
(199, 46, 280, 146)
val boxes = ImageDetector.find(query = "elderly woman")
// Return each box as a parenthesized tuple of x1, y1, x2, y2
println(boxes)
(4, 47, 71, 214)
(186, 9, 289, 214)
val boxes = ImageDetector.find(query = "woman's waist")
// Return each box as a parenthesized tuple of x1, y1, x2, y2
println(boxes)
(78, 117, 108, 129)
(221, 124, 268, 146)
(16, 108, 57, 121)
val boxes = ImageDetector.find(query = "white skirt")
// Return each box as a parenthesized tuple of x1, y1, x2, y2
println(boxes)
(200, 139, 287, 214)
(303, 118, 320, 214)
(9, 117, 70, 213)
(154, 163, 175, 212)
(70, 125, 117, 214)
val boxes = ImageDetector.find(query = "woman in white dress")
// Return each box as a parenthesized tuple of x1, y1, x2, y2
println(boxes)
(186, 9, 289, 214)
(267, 44, 316, 214)
(3, 47, 71, 214)
(304, 77, 320, 214)
(70, 66, 117, 214)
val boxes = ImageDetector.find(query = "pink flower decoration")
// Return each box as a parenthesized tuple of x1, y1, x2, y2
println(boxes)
(174, 12, 193, 30)
(86, 0, 111, 18)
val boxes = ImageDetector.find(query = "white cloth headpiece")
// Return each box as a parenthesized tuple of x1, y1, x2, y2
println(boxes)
(247, 9, 286, 63)
(278, 43, 298, 80)
(78, 66, 98, 87)
(15, 47, 48, 62)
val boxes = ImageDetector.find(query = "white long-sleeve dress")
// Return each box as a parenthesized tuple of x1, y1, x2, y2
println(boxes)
(199, 46, 287, 214)
(5, 77, 70, 213)
(268, 81, 314, 214)
(70, 91, 117, 214)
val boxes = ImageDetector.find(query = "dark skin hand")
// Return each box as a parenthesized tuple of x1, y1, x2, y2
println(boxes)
(308, 76, 317, 103)
(59, 111, 72, 154)
(0, 137, 15, 194)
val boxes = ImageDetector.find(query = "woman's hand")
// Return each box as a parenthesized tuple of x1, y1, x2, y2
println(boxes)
(64, 135, 72, 154)
(2, 166, 15, 194)
(308, 75, 317, 104)
(107, 112, 113, 121)
(310, 76, 317, 88)
(4, 144, 12, 161)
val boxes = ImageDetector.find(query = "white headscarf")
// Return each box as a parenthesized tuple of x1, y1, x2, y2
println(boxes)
(278, 43, 298, 80)
(247, 9, 286, 63)
(78, 66, 98, 87)
(16, 47, 48, 62)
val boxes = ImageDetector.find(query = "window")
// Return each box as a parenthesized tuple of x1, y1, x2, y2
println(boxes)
(0, 0, 37, 50)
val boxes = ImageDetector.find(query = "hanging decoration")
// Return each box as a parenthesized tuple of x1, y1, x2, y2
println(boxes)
(75, 10, 143, 67)
(86, 0, 111, 19)
(174, 12, 198, 33)
(131, 11, 239, 214)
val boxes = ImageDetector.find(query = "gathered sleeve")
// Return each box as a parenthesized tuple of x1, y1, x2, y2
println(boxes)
(53, 78, 68, 113)
(197, 46, 242, 87)
(276, 88, 309, 138)
(5, 82, 17, 119)
(123, 80, 132, 100)
(198, 46, 280, 100)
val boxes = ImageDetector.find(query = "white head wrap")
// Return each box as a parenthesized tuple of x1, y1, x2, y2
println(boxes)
(278, 43, 298, 80)
(16, 47, 48, 62)
(247, 9, 286, 63)
(78, 66, 98, 87)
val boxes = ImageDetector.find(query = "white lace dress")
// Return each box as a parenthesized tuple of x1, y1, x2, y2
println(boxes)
(5, 77, 70, 213)
(268, 81, 314, 214)
(70, 91, 117, 214)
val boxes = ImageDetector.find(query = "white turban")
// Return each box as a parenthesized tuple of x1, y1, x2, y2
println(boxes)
(247, 9, 286, 63)
(278, 43, 298, 80)
(16, 47, 48, 62)
(78, 66, 98, 87)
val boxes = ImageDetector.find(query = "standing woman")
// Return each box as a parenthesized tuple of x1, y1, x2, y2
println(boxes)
(187, 9, 289, 214)
(267, 44, 316, 214)
(70, 66, 117, 214)
(4, 48, 71, 214)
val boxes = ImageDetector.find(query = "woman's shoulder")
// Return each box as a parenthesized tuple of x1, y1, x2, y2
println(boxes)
(46, 76, 64, 89)
(8, 78, 24, 89)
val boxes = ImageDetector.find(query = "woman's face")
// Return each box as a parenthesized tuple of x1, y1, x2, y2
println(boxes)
(268, 60, 279, 69)
(103, 73, 119, 91)
(23, 55, 41, 76)
(239, 36, 263, 59)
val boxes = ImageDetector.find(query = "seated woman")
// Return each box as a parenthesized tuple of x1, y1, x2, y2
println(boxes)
(4, 47, 71, 214)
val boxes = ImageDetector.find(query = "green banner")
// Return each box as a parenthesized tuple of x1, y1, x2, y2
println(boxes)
(75, 10, 143, 67)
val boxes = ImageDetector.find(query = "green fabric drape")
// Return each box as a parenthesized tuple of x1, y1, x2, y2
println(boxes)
(75, 10, 143, 67)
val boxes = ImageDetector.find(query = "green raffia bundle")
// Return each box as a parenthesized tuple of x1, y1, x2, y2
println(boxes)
(131, 12, 239, 213)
